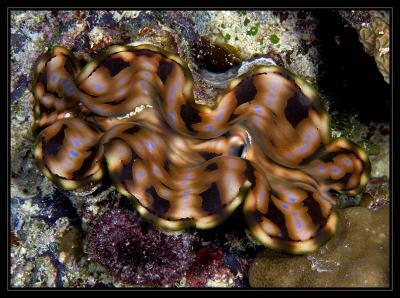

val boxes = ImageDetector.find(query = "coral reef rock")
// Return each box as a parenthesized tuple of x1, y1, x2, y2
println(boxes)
(358, 17, 389, 83)
(360, 176, 389, 211)
(249, 205, 389, 288)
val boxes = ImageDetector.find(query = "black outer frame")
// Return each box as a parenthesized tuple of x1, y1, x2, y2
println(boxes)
(1, 0, 399, 293)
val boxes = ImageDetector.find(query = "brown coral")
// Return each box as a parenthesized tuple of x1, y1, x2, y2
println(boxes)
(359, 17, 390, 83)
(248, 206, 389, 287)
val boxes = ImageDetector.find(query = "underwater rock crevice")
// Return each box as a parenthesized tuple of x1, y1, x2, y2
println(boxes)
(313, 9, 390, 124)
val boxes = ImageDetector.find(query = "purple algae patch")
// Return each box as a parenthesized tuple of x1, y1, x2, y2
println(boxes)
(87, 208, 197, 287)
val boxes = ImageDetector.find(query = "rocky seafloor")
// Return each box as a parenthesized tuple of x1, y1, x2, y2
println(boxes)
(10, 10, 390, 288)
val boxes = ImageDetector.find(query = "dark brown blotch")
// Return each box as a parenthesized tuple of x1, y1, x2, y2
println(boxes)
(251, 209, 265, 223)
(123, 125, 141, 135)
(107, 98, 127, 106)
(266, 196, 289, 240)
(298, 144, 325, 166)
(102, 57, 130, 77)
(221, 131, 232, 138)
(43, 125, 66, 156)
(200, 151, 220, 160)
(147, 186, 170, 215)
(200, 183, 223, 214)
(302, 192, 327, 227)
(72, 146, 98, 179)
(163, 159, 171, 173)
(38, 102, 53, 116)
(157, 59, 173, 84)
(319, 149, 353, 163)
(180, 103, 202, 132)
(284, 92, 312, 128)
(120, 157, 135, 182)
(324, 173, 353, 189)
(135, 49, 156, 58)
(205, 163, 218, 171)
(235, 77, 257, 106)
(228, 112, 239, 123)
(244, 163, 256, 185)
(64, 58, 79, 76)
(37, 71, 48, 86)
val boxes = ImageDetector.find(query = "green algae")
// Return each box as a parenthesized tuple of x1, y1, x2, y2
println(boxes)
(246, 22, 260, 36)
(269, 34, 280, 44)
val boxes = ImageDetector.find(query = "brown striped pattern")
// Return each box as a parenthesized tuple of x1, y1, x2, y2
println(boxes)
(32, 44, 370, 254)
